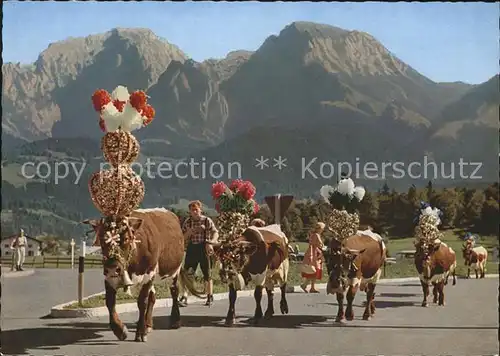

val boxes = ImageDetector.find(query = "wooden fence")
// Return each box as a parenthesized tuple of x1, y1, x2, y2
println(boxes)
(1, 255, 103, 269)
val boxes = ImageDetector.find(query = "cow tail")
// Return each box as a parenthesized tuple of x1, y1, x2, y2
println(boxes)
(178, 268, 207, 299)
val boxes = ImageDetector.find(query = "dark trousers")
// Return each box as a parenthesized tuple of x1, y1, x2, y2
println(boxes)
(184, 243, 211, 282)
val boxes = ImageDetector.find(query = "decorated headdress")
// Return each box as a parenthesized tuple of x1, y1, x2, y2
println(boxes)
(211, 179, 259, 242)
(414, 201, 443, 244)
(88, 85, 156, 271)
(462, 232, 478, 248)
(320, 174, 366, 242)
(210, 179, 259, 287)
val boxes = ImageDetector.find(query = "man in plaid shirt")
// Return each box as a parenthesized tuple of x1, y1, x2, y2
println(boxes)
(179, 200, 218, 307)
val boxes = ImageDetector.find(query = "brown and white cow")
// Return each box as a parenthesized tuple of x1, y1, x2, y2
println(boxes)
(326, 230, 386, 322)
(84, 208, 205, 342)
(462, 244, 488, 279)
(414, 240, 457, 307)
(209, 225, 289, 326)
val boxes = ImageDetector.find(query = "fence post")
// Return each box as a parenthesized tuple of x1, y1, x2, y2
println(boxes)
(78, 241, 86, 307)
(70, 238, 75, 269)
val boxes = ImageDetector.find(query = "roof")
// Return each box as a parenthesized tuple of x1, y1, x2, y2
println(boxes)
(1, 235, 43, 244)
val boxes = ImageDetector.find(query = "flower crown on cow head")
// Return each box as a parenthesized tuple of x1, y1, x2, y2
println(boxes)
(211, 179, 259, 215)
(414, 201, 443, 245)
(211, 179, 259, 245)
(320, 174, 365, 242)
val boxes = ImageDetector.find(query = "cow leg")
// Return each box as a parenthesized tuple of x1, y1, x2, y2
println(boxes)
(466, 267, 470, 279)
(264, 287, 274, 319)
(480, 263, 485, 278)
(335, 292, 345, 323)
(475, 268, 479, 279)
(279, 283, 289, 314)
(345, 286, 356, 321)
(363, 283, 375, 320)
(420, 280, 429, 307)
(251, 285, 264, 324)
(135, 281, 153, 342)
(437, 281, 445, 306)
(168, 276, 181, 330)
(225, 283, 237, 327)
(105, 281, 128, 341)
(432, 282, 438, 304)
(145, 288, 156, 333)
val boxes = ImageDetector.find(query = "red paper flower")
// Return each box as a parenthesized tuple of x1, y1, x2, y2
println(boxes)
(98, 117, 106, 132)
(112, 99, 126, 112)
(130, 91, 147, 112)
(92, 89, 112, 112)
(142, 104, 155, 120)
(253, 201, 260, 214)
(238, 181, 256, 200)
(211, 181, 227, 199)
(229, 179, 244, 192)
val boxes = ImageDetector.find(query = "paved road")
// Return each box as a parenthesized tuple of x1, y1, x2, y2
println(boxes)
(2, 271, 498, 356)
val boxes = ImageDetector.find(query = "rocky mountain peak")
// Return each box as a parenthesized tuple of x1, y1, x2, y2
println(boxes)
(254, 21, 409, 77)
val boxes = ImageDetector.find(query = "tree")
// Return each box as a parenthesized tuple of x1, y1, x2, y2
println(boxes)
(434, 188, 460, 228)
(281, 217, 292, 240)
(359, 191, 379, 226)
(425, 180, 435, 203)
(462, 189, 485, 227)
(381, 182, 390, 196)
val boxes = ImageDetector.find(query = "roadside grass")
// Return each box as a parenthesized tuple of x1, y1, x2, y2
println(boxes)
(62, 229, 498, 309)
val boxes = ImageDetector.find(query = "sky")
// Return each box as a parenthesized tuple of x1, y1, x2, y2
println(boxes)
(2, 1, 498, 84)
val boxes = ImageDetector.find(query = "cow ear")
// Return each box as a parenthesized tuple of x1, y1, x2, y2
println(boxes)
(128, 218, 143, 231)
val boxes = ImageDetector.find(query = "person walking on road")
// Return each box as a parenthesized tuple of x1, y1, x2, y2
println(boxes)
(300, 222, 326, 293)
(10, 229, 27, 271)
(178, 200, 219, 307)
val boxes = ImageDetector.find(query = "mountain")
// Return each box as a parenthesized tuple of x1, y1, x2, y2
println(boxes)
(220, 22, 470, 139)
(2, 21, 496, 237)
(427, 75, 499, 179)
(2, 28, 187, 143)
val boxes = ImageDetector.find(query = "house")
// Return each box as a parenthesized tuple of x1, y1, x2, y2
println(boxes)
(1, 235, 43, 258)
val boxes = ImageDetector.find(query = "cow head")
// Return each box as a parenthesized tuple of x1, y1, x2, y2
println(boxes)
(82, 216, 143, 289)
(327, 241, 365, 293)
(208, 237, 259, 284)
(415, 240, 441, 278)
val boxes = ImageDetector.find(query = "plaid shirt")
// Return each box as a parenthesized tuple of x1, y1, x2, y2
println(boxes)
(182, 215, 217, 244)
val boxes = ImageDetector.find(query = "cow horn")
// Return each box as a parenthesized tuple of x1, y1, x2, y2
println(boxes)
(345, 248, 361, 254)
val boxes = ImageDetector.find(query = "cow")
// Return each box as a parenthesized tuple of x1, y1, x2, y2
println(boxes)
(83, 208, 205, 342)
(326, 230, 386, 322)
(208, 224, 289, 326)
(414, 240, 457, 307)
(462, 244, 488, 279)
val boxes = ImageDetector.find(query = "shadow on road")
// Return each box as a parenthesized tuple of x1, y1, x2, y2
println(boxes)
(2, 315, 496, 355)
(379, 292, 419, 298)
(319, 299, 418, 309)
(157, 314, 329, 329)
(1, 325, 109, 356)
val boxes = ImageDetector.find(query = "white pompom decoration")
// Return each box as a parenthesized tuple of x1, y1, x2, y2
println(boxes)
(111, 85, 130, 101)
(320, 185, 335, 202)
(353, 186, 366, 201)
(120, 102, 144, 132)
(419, 205, 442, 227)
(337, 178, 355, 196)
